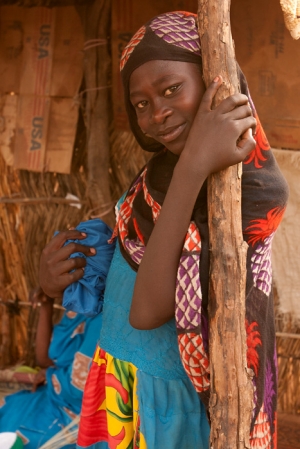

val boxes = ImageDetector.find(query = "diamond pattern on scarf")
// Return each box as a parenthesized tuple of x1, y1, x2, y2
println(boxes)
(110, 172, 145, 243)
(183, 221, 201, 252)
(178, 333, 210, 392)
(250, 234, 273, 296)
(124, 238, 145, 265)
(142, 173, 161, 222)
(120, 26, 146, 71)
(250, 404, 272, 449)
(176, 254, 201, 330)
(150, 12, 201, 56)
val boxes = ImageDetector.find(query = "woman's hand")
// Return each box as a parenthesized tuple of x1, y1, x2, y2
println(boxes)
(182, 76, 257, 177)
(39, 230, 96, 299)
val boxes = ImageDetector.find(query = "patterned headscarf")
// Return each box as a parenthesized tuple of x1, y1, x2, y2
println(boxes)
(120, 11, 202, 152)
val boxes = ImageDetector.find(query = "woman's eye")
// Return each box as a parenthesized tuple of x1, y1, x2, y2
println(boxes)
(164, 85, 179, 96)
(136, 101, 148, 109)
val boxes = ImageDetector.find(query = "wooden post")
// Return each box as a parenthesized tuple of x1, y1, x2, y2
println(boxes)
(77, 0, 115, 227)
(197, 1, 253, 448)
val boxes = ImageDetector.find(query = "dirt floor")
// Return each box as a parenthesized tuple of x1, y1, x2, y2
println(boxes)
(278, 413, 300, 449)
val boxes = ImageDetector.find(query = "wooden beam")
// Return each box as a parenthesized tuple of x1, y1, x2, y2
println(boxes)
(0, 0, 91, 7)
(197, 1, 253, 448)
(77, 0, 115, 227)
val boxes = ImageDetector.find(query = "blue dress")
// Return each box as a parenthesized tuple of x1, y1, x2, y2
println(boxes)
(77, 240, 210, 449)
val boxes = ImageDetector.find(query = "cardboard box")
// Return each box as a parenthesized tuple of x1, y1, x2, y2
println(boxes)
(46, 97, 79, 174)
(0, 6, 84, 173)
(231, 0, 300, 150)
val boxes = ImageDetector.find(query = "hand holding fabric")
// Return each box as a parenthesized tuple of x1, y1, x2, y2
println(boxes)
(62, 219, 116, 316)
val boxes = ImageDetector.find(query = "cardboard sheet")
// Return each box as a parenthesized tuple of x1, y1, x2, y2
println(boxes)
(0, 6, 83, 173)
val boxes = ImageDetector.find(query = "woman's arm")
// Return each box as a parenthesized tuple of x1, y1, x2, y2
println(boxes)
(130, 157, 206, 329)
(130, 77, 256, 330)
(32, 288, 55, 368)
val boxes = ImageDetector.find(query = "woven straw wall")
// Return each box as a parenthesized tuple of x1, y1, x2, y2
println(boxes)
(0, 104, 148, 368)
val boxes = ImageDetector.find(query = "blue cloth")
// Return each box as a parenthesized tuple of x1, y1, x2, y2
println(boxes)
(62, 219, 115, 316)
(98, 191, 210, 447)
(0, 312, 102, 449)
(100, 242, 188, 380)
(137, 370, 210, 449)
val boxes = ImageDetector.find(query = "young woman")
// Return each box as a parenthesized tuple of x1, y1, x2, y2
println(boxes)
(39, 12, 289, 449)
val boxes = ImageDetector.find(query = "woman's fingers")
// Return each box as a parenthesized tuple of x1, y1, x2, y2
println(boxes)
(217, 93, 249, 114)
(58, 242, 96, 261)
(186, 78, 257, 175)
(236, 128, 257, 160)
(52, 268, 85, 292)
(200, 77, 250, 115)
(47, 230, 87, 251)
(199, 75, 223, 111)
(225, 103, 253, 121)
(39, 229, 95, 298)
(39, 263, 85, 298)
(58, 256, 87, 275)
(64, 268, 86, 285)
(235, 115, 257, 139)
(42, 233, 96, 265)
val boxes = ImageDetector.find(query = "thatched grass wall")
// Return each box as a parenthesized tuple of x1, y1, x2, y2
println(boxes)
(0, 110, 88, 367)
(275, 303, 300, 414)
(277, 332, 300, 414)
(0, 0, 148, 370)
(0, 102, 148, 369)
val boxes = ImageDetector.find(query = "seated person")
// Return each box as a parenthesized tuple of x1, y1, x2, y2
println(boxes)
(0, 287, 103, 449)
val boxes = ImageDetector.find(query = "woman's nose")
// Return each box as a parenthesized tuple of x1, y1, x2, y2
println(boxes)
(150, 100, 172, 124)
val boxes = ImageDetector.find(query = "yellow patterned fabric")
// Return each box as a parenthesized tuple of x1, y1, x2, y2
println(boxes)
(77, 346, 146, 448)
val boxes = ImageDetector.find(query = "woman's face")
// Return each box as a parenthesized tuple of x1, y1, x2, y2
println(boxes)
(129, 60, 205, 155)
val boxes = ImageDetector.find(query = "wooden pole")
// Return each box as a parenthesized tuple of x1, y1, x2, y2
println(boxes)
(77, 0, 115, 227)
(197, 1, 253, 448)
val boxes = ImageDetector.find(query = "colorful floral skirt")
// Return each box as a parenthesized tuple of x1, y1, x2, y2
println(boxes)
(77, 345, 145, 449)
(77, 345, 210, 449)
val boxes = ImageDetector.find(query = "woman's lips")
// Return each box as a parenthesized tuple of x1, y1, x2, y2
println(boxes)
(157, 123, 186, 143)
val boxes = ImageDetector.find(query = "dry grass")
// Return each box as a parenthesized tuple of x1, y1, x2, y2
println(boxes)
(276, 313, 300, 414)
(274, 284, 300, 415)
(0, 119, 148, 370)
(109, 128, 149, 199)
(0, 152, 29, 368)
(0, 117, 89, 368)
